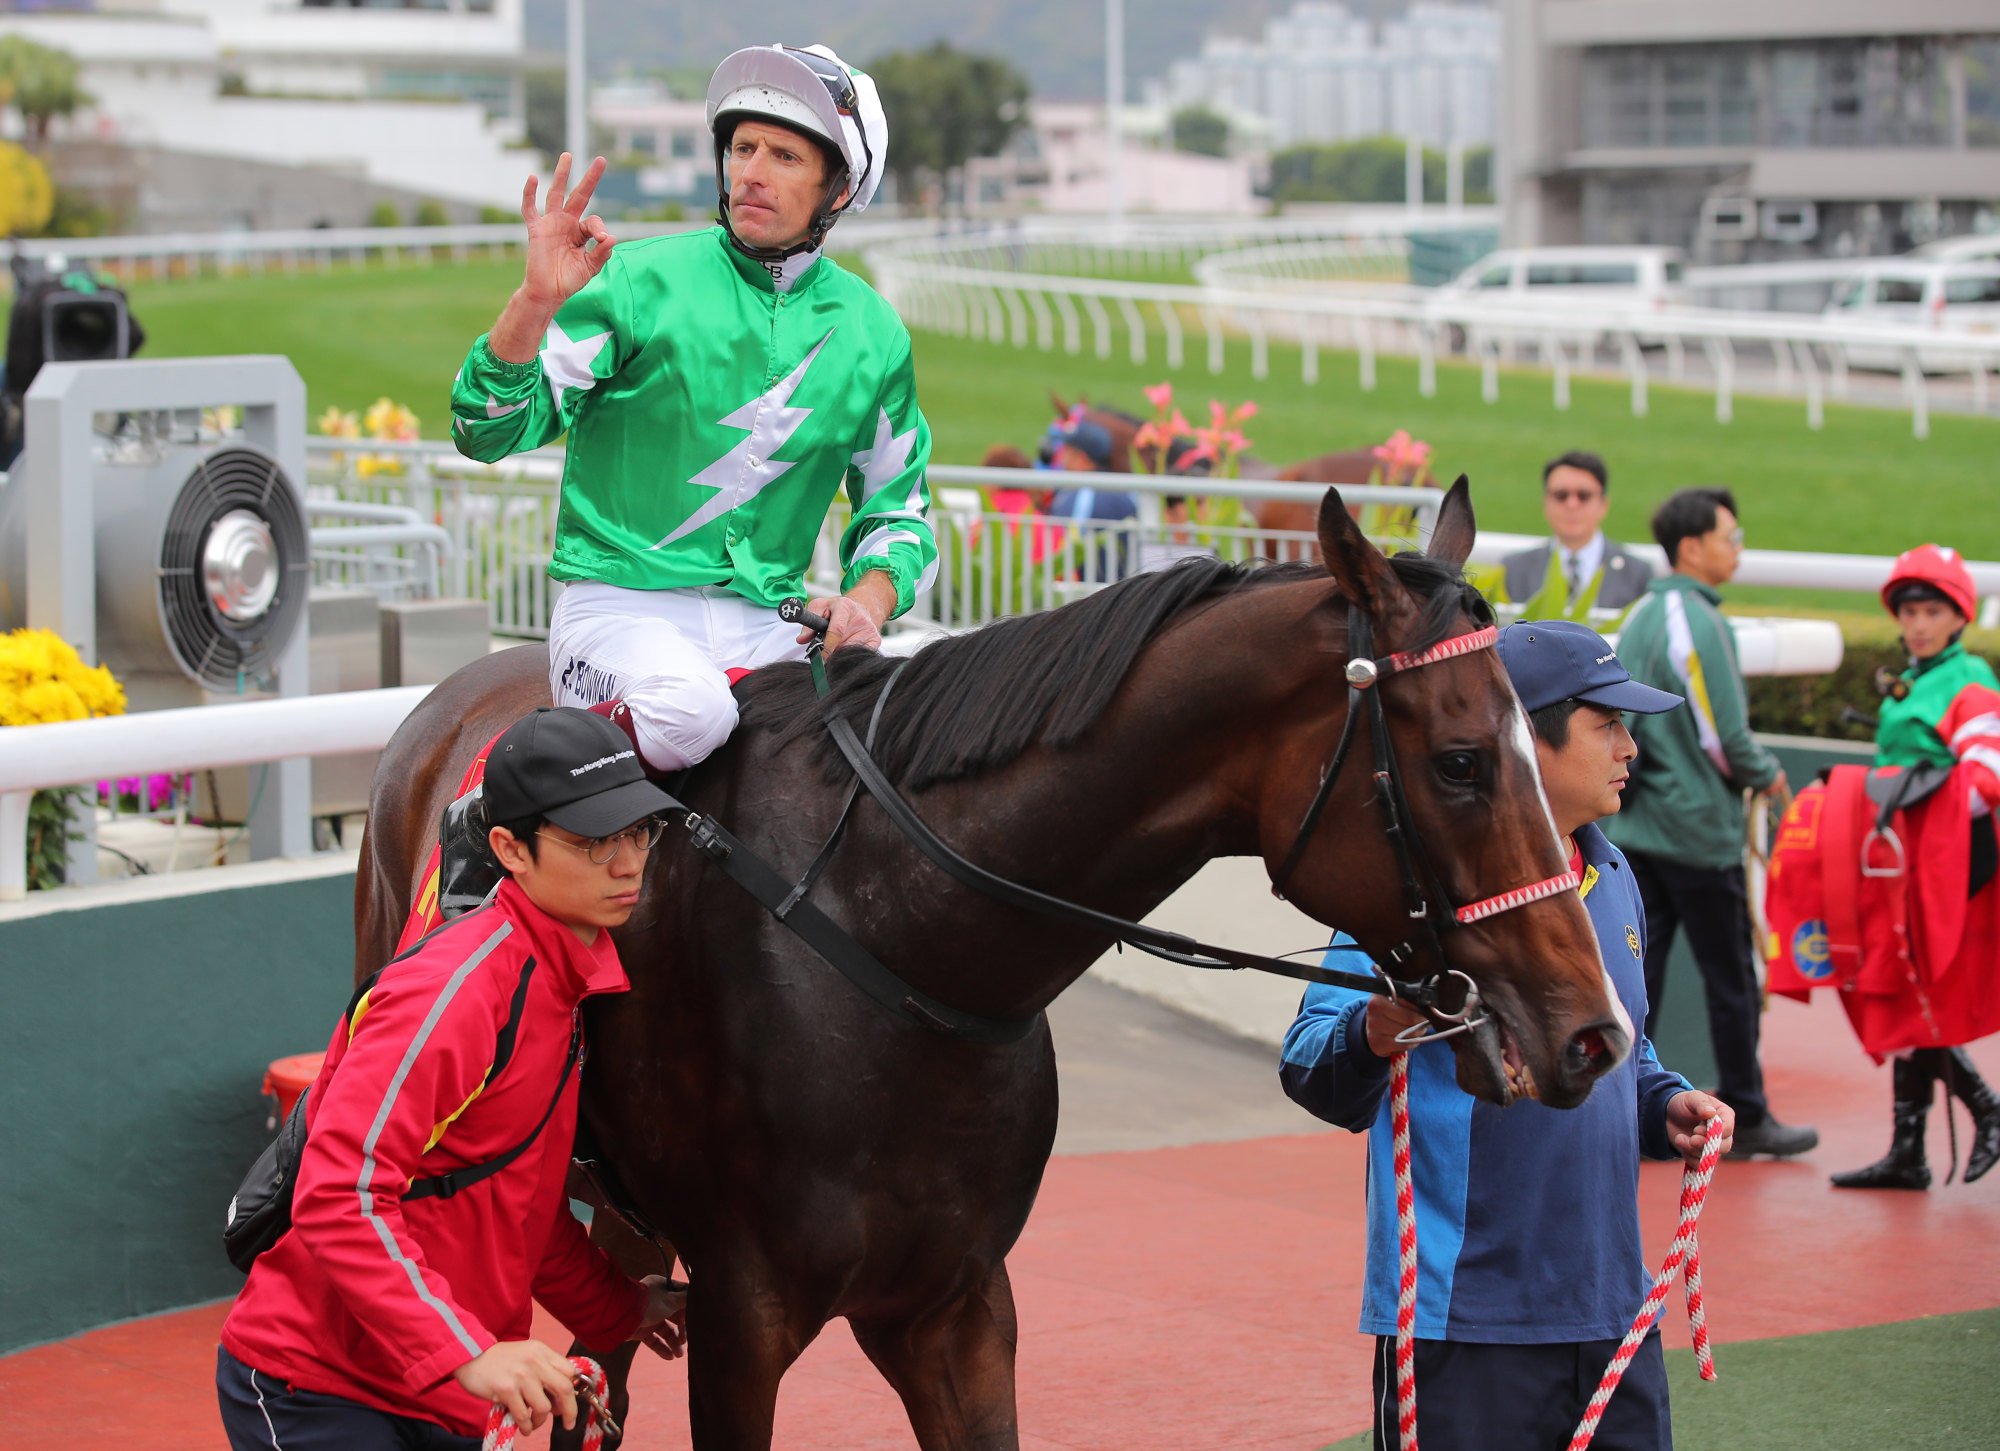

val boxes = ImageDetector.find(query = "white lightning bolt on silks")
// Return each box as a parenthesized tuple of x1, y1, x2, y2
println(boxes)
(649, 329, 835, 551)
(845, 405, 937, 595)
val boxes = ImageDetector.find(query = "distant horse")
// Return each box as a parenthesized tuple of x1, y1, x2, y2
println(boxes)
(354, 485, 1627, 1449)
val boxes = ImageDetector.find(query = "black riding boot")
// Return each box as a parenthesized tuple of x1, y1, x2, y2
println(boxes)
(1937, 1047, 2000, 1185)
(1830, 1053, 1932, 1190)
(437, 785, 503, 920)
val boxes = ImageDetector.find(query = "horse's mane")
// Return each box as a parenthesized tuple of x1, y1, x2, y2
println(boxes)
(738, 551, 1487, 791)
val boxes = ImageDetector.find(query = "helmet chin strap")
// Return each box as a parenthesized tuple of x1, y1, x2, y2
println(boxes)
(714, 147, 852, 265)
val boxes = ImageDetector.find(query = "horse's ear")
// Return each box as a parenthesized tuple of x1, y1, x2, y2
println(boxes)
(1318, 488, 1413, 618)
(1049, 389, 1071, 419)
(1425, 475, 1476, 567)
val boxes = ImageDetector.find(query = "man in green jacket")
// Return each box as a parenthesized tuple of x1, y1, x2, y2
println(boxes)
(450, 44, 934, 775)
(1609, 487, 1819, 1159)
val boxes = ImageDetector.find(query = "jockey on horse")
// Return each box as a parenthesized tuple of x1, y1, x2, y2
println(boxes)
(449, 45, 934, 796)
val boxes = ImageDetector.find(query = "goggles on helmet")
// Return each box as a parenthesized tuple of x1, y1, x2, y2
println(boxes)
(782, 46, 858, 117)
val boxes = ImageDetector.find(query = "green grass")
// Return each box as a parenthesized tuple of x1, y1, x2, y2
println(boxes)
(123, 257, 2000, 593)
(1319, 1309, 2000, 1450)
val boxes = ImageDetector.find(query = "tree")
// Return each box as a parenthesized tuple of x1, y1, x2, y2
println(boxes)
(414, 198, 451, 227)
(1170, 105, 1229, 158)
(368, 200, 402, 228)
(525, 68, 566, 164)
(866, 42, 1029, 211)
(1266, 137, 1494, 205)
(0, 36, 89, 149)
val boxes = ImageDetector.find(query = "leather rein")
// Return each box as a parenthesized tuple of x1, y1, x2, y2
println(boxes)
(659, 597, 1573, 1045)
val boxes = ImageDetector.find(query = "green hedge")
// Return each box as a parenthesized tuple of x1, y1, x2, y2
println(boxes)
(1742, 609, 2000, 742)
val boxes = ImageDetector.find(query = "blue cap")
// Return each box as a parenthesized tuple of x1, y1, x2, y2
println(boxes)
(1057, 418, 1115, 469)
(1498, 620, 1683, 715)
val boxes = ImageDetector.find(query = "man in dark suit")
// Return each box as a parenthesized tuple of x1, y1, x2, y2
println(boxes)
(1502, 451, 1654, 611)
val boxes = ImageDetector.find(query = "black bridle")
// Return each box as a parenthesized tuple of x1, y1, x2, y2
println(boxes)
(1266, 604, 1577, 1028)
(660, 598, 1575, 1044)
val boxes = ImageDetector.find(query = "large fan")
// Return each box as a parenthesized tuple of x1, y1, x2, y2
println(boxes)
(1, 440, 309, 694)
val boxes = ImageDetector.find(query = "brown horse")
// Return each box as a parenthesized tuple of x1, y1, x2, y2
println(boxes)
(354, 485, 1628, 1450)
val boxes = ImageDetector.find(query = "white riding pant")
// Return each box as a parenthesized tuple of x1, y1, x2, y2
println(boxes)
(547, 582, 809, 772)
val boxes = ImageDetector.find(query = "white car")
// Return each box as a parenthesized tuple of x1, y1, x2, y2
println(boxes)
(1821, 261, 2000, 372)
(1428, 246, 1688, 348)
(1909, 234, 2000, 265)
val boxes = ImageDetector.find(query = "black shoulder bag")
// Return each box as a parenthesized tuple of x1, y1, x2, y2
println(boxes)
(224, 958, 582, 1273)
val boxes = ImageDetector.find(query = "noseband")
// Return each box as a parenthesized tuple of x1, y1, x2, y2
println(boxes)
(1269, 603, 1578, 1030)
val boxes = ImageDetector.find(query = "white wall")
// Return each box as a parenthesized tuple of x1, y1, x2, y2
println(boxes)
(132, 97, 532, 208)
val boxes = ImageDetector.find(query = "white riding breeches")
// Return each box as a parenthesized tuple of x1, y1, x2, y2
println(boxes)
(547, 582, 809, 772)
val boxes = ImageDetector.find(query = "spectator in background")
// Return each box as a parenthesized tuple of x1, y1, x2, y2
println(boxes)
(1279, 620, 1730, 1451)
(1609, 487, 1818, 1160)
(1502, 452, 1653, 611)
(1046, 418, 1139, 583)
(979, 442, 1062, 565)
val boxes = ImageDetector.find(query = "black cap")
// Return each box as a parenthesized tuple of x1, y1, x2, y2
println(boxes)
(1497, 620, 1683, 716)
(483, 707, 674, 838)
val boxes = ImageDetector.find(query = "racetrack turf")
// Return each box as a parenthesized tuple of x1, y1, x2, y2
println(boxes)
(1319, 1308, 2000, 1451)
(118, 253, 2000, 592)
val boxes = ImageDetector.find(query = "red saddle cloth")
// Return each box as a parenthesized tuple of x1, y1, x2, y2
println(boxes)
(1764, 764, 1999, 1057)
(391, 674, 758, 955)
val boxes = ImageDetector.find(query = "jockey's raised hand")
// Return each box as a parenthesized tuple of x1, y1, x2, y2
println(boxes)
(489, 152, 616, 364)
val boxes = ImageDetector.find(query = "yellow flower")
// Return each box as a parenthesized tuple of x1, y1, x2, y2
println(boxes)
(0, 628, 127, 726)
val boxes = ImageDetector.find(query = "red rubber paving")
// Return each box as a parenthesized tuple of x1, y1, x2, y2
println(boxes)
(7, 999, 1997, 1449)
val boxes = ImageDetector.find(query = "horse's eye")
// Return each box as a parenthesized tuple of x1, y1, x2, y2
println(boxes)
(1437, 751, 1479, 785)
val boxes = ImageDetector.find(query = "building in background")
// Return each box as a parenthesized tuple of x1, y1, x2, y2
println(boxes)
(588, 79, 711, 215)
(1153, 1, 1497, 150)
(964, 101, 1259, 215)
(1500, 0, 2000, 260)
(0, 0, 534, 225)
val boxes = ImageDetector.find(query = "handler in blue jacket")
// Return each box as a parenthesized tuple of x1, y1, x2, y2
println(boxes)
(1280, 620, 1736, 1451)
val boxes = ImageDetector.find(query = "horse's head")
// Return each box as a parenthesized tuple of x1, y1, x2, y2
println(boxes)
(1260, 480, 1631, 1108)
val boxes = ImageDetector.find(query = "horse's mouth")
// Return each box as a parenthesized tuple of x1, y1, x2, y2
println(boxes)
(1454, 1009, 1536, 1106)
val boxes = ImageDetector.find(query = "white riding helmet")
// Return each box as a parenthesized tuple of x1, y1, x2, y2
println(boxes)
(706, 44, 888, 258)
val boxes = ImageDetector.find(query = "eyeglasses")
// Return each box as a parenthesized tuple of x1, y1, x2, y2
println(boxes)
(537, 818, 667, 865)
(1720, 527, 1745, 548)
(1545, 489, 1603, 504)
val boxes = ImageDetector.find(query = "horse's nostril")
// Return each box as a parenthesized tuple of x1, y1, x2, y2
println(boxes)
(1564, 1024, 1624, 1082)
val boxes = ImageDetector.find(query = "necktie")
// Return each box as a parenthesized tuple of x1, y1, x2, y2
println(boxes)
(1565, 554, 1583, 602)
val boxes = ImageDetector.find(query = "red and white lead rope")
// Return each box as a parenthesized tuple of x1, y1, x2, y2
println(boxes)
(1389, 1053, 1421, 1451)
(1567, 1127, 1722, 1451)
(1386, 1057, 1722, 1451)
(481, 1355, 614, 1451)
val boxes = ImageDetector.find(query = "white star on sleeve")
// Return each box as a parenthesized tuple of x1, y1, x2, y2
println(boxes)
(850, 406, 921, 511)
(540, 320, 611, 413)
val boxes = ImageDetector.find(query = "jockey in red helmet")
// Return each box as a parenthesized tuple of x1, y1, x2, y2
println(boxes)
(1830, 542, 2000, 1192)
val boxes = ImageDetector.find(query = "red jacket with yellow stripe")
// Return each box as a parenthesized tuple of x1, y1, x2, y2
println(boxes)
(221, 879, 646, 1435)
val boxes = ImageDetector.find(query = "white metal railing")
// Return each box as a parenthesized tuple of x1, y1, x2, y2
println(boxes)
(0, 686, 430, 900)
(310, 436, 2000, 633)
(866, 230, 2000, 438)
(7, 211, 1494, 284)
(305, 435, 1442, 637)
(307, 498, 452, 600)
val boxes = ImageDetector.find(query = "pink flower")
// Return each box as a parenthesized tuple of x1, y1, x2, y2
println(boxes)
(1371, 429, 1433, 477)
(1143, 381, 1175, 413)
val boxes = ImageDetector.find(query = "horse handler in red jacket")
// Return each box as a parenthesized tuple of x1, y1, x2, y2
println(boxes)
(219, 707, 687, 1449)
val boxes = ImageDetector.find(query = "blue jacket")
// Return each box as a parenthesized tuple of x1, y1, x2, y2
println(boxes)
(1279, 823, 1690, 1343)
